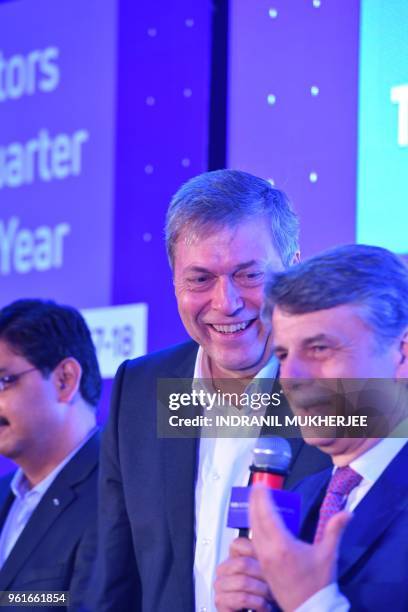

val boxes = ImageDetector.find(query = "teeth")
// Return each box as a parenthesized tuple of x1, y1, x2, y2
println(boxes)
(212, 321, 251, 333)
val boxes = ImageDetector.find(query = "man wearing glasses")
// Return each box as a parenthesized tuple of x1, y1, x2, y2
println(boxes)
(0, 299, 101, 609)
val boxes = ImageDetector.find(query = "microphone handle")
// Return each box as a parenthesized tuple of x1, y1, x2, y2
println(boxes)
(238, 527, 250, 538)
(238, 527, 254, 611)
(237, 470, 285, 612)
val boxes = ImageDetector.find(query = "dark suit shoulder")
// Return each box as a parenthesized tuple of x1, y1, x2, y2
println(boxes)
(125, 340, 198, 378)
(105, 343, 199, 452)
(51, 431, 99, 490)
(291, 465, 332, 495)
(285, 442, 332, 490)
(111, 341, 198, 419)
(0, 472, 14, 492)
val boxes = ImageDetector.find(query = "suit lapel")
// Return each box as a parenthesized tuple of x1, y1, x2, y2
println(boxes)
(0, 481, 76, 589)
(0, 432, 99, 590)
(338, 443, 408, 579)
(299, 444, 408, 576)
(161, 347, 197, 610)
(0, 475, 14, 532)
(299, 470, 331, 535)
(163, 436, 197, 611)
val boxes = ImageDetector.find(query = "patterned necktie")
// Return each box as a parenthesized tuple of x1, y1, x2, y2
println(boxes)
(314, 466, 362, 543)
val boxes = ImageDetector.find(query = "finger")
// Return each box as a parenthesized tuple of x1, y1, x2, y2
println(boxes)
(215, 589, 272, 612)
(320, 510, 352, 557)
(250, 485, 290, 548)
(230, 536, 256, 558)
(215, 573, 271, 599)
(216, 555, 264, 580)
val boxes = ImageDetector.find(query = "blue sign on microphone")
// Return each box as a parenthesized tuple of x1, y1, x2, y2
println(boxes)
(227, 487, 301, 536)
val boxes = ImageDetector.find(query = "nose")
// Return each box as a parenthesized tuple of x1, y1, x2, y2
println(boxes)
(280, 357, 315, 404)
(211, 276, 244, 315)
(279, 355, 313, 381)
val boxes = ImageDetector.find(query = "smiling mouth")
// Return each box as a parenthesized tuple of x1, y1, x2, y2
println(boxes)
(209, 319, 255, 334)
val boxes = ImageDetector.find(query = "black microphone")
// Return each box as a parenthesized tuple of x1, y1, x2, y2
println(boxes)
(238, 437, 292, 612)
(239, 436, 292, 538)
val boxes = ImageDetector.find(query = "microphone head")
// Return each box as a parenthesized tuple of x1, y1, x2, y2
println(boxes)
(252, 437, 292, 474)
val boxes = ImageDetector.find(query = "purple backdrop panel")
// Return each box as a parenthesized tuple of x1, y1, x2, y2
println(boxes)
(227, 0, 360, 257)
(112, 2, 212, 351)
(0, 1, 213, 477)
(0, 0, 117, 307)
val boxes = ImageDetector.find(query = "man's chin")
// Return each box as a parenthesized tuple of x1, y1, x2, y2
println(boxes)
(302, 435, 337, 448)
(209, 346, 268, 377)
(212, 357, 265, 378)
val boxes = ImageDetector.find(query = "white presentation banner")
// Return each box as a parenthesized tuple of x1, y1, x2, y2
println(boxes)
(82, 303, 148, 379)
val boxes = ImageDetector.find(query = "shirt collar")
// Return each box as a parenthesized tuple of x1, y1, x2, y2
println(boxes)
(350, 437, 407, 483)
(193, 346, 279, 389)
(11, 426, 99, 500)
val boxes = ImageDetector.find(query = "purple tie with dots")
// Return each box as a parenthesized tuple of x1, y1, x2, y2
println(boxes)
(314, 466, 362, 543)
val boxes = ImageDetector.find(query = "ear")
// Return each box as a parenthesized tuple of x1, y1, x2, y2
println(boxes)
(396, 330, 408, 379)
(52, 358, 82, 403)
(290, 251, 301, 266)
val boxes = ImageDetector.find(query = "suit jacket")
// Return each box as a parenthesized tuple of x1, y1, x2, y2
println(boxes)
(89, 341, 331, 612)
(295, 442, 408, 611)
(0, 432, 99, 611)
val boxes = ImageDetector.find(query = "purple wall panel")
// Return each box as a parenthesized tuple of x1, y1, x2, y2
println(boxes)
(0, 0, 212, 475)
(227, 0, 360, 257)
(112, 2, 212, 352)
(0, 0, 116, 307)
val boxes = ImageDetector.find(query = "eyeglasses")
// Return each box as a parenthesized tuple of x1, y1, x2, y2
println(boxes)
(0, 367, 38, 392)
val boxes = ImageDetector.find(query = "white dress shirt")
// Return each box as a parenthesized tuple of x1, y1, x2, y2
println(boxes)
(296, 436, 407, 612)
(193, 347, 279, 612)
(0, 427, 98, 568)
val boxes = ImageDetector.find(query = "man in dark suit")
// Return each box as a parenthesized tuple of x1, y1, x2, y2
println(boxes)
(90, 169, 330, 612)
(0, 299, 102, 610)
(215, 244, 408, 612)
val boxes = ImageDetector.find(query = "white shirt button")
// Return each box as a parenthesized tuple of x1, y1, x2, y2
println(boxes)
(202, 538, 212, 546)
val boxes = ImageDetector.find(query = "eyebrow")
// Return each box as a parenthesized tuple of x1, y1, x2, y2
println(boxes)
(184, 260, 260, 274)
(234, 260, 260, 271)
(302, 334, 333, 347)
(184, 266, 213, 274)
(273, 334, 334, 353)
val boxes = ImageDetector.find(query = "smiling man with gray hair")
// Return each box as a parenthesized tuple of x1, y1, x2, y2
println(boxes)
(89, 169, 330, 612)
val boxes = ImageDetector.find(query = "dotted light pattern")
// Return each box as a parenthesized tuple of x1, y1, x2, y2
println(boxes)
(113, 3, 211, 351)
(227, 0, 360, 257)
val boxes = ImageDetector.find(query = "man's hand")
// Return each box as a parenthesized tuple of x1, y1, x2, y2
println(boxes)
(214, 537, 273, 611)
(249, 486, 352, 612)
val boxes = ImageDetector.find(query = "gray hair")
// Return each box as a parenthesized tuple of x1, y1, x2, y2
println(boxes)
(165, 169, 299, 268)
(265, 244, 408, 346)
